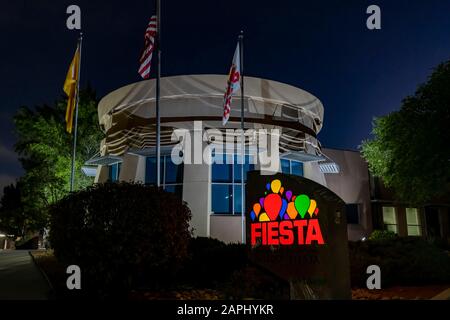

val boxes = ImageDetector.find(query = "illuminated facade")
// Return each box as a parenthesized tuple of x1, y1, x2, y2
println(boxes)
(87, 75, 376, 243)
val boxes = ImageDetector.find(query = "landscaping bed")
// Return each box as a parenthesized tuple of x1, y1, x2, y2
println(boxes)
(352, 286, 449, 300)
(40, 183, 449, 300)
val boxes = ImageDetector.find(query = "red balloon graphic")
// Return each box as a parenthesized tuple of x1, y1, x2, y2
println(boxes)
(263, 193, 282, 221)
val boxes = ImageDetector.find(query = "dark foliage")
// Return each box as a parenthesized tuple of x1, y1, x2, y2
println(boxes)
(224, 266, 290, 299)
(362, 61, 450, 205)
(349, 237, 450, 288)
(49, 182, 192, 298)
(179, 237, 248, 288)
(15, 236, 39, 250)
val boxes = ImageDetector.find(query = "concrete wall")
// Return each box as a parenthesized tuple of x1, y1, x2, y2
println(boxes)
(322, 148, 373, 241)
(183, 162, 211, 237)
(95, 165, 109, 183)
(134, 155, 146, 183)
(303, 161, 327, 187)
(119, 154, 139, 182)
(210, 215, 244, 244)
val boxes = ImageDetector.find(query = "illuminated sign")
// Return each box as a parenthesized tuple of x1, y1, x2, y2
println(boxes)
(249, 179, 325, 246)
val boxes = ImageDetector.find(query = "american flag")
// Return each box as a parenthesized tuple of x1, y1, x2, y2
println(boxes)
(138, 15, 157, 79)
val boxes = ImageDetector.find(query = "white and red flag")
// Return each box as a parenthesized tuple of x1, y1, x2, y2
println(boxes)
(138, 15, 157, 79)
(222, 42, 241, 125)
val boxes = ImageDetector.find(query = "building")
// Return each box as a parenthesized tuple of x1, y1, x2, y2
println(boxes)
(370, 176, 450, 246)
(86, 74, 449, 245)
(321, 148, 450, 245)
(321, 148, 373, 241)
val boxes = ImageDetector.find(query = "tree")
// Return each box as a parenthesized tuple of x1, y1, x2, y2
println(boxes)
(0, 183, 25, 237)
(361, 61, 450, 205)
(9, 87, 103, 232)
(0, 181, 47, 239)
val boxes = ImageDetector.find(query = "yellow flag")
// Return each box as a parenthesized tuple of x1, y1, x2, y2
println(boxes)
(63, 46, 80, 134)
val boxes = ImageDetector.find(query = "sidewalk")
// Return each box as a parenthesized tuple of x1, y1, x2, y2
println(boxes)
(0, 250, 51, 300)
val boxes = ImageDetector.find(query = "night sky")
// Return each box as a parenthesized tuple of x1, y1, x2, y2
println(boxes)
(1, 0, 450, 193)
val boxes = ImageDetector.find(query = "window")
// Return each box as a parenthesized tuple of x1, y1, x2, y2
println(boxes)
(382, 207, 398, 233)
(108, 163, 121, 182)
(280, 159, 304, 176)
(145, 156, 183, 198)
(211, 154, 254, 215)
(406, 208, 421, 236)
(345, 204, 360, 224)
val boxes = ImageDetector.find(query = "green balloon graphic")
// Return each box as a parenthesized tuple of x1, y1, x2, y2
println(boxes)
(294, 194, 310, 218)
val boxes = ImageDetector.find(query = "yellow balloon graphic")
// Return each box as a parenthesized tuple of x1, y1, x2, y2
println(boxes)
(270, 179, 282, 193)
(259, 212, 270, 222)
(308, 199, 317, 217)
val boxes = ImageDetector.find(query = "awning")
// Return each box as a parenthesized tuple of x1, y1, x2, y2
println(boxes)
(81, 166, 97, 177)
(127, 146, 176, 157)
(281, 151, 325, 162)
(85, 155, 123, 166)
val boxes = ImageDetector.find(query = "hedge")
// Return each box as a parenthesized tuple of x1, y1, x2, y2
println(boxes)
(49, 182, 192, 298)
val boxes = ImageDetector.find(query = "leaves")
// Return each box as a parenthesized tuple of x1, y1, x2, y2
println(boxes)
(0, 87, 104, 236)
(49, 182, 193, 297)
(361, 61, 450, 205)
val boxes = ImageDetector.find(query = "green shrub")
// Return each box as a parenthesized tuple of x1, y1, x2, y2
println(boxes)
(179, 237, 247, 288)
(224, 266, 289, 299)
(49, 182, 192, 298)
(349, 237, 450, 287)
(15, 235, 39, 250)
(368, 230, 398, 241)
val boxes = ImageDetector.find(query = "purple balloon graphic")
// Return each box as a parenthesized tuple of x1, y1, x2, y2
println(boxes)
(286, 190, 293, 201)
(283, 213, 290, 220)
(259, 197, 265, 207)
(279, 199, 287, 218)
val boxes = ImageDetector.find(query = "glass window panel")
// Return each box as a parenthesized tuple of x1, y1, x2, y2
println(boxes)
(109, 163, 118, 182)
(291, 161, 304, 176)
(345, 204, 359, 224)
(407, 225, 421, 236)
(234, 155, 255, 182)
(386, 224, 398, 233)
(382, 207, 396, 225)
(145, 157, 157, 185)
(406, 208, 419, 225)
(233, 184, 245, 215)
(164, 185, 183, 199)
(212, 184, 233, 214)
(165, 156, 184, 184)
(145, 157, 165, 185)
(212, 154, 232, 183)
(281, 159, 290, 174)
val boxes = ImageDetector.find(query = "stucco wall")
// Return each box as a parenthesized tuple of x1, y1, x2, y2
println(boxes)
(322, 148, 372, 241)
(210, 215, 245, 244)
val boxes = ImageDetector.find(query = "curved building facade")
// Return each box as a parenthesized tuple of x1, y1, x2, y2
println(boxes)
(90, 74, 332, 243)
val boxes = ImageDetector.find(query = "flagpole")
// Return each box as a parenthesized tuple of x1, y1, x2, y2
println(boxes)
(70, 32, 83, 192)
(155, 0, 161, 187)
(239, 31, 245, 244)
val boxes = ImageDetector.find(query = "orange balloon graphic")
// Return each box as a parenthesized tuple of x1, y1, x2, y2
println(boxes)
(253, 203, 261, 217)
(280, 187, 284, 194)
(286, 202, 298, 219)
